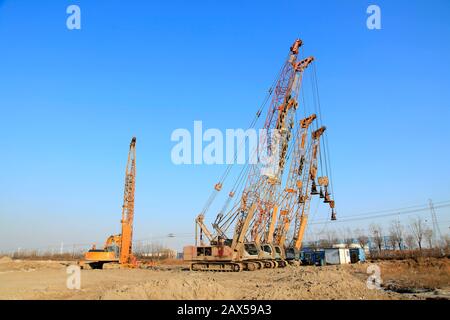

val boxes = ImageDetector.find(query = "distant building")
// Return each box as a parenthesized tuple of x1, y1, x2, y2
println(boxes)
(299, 248, 325, 266)
(141, 248, 177, 259)
(324, 248, 351, 265)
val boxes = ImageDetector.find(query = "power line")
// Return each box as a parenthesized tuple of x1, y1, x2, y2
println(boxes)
(324, 200, 450, 220)
(309, 203, 450, 225)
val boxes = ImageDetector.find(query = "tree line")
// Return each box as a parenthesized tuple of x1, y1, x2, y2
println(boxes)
(306, 217, 449, 255)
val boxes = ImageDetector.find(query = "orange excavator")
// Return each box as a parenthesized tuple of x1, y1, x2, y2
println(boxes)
(80, 137, 137, 269)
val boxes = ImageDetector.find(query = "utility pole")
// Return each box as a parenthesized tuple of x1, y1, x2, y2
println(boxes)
(429, 199, 444, 254)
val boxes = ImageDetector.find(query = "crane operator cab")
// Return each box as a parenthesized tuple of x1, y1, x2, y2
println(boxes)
(240, 242, 264, 270)
(105, 242, 120, 258)
(285, 247, 300, 262)
(273, 244, 288, 267)
(258, 244, 276, 268)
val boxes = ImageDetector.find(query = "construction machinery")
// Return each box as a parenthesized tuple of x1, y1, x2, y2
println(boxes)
(285, 125, 335, 262)
(80, 137, 137, 269)
(184, 39, 336, 271)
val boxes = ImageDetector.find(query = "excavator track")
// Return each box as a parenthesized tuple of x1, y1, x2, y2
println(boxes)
(243, 261, 263, 271)
(189, 259, 287, 272)
(276, 260, 288, 268)
(190, 262, 244, 272)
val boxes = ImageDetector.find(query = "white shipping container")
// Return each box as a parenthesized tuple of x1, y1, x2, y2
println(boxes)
(324, 248, 351, 265)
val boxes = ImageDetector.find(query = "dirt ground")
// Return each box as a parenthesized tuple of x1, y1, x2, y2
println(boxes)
(0, 256, 448, 300)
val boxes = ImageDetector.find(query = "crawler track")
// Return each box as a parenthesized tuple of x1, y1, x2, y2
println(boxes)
(190, 259, 288, 272)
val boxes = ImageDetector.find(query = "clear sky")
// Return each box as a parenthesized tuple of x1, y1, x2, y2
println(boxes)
(1, 0, 449, 252)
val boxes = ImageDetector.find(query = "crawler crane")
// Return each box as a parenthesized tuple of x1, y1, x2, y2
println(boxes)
(184, 39, 336, 271)
(285, 126, 336, 261)
(270, 114, 316, 259)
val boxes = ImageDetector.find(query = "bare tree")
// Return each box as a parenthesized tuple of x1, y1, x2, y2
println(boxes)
(327, 229, 339, 246)
(369, 223, 384, 251)
(388, 235, 397, 250)
(340, 227, 354, 247)
(305, 230, 319, 250)
(389, 220, 404, 250)
(308, 240, 319, 250)
(405, 234, 415, 250)
(443, 235, 450, 250)
(424, 228, 434, 249)
(318, 239, 330, 248)
(319, 229, 339, 248)
(409, 217, 426, 251)
(354, 228, 369, 249)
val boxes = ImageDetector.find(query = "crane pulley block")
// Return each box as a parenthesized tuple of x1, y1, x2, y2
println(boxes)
(293, 56, 315, 72)
(290, 39, 303, 54)
(318, 176, 329, 186)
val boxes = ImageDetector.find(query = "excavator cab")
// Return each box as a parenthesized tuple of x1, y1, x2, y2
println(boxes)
(285, 247, 299, 261)
(105, 243, 120, 257)
(259, 244, 273, 259)
(243, 242, 259, 256)
(273, 245, 286, 260)
(257, 244, 287, 268)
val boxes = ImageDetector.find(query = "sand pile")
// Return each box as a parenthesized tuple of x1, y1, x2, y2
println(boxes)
(100, 276, 234, 300)
(2, 260, 428, 300)
(0, 259, 66, 272)
(244, 266, 388, 300)
(0, 256, 13, 264)
(98, 266, 394, 300)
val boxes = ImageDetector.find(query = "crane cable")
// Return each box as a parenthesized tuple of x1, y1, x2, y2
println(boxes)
(312, 62, 335, 199)
(199, 54, 290, 217)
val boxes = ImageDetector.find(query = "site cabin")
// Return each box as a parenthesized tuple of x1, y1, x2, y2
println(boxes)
(300, 248, 325, 266)
(349, 247, 365, 263)
(324, 248, 351, 265)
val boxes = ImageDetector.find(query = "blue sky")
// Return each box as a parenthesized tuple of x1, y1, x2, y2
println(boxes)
(0, 0, 449, 252)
